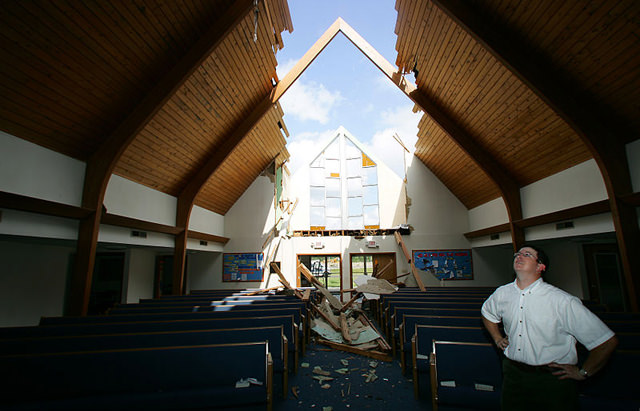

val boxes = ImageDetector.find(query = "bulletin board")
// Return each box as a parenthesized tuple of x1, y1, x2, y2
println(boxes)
(413, 249, 473, 280)
(223, 253, 264, 282)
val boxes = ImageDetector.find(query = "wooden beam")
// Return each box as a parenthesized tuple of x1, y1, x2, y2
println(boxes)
(464, 223, 512, 240)
(101, 213, 181, 235)
(464, 200, 612, 239)
(0, 191, 93, 220)
(621, 192, 640, 207)
(69, 1, 255, 313)
(432, 0, 640, 309)
(337, 17, 524, 248)
(271, 19, 342, 102)
(187, 230, 230, 244)
(394, 231, 426, 291)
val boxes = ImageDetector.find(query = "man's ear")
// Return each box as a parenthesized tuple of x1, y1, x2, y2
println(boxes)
(538, 263, 546, 272)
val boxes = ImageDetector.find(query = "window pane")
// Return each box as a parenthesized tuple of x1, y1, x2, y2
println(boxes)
(348, 216, 364, 229)
(326, 216, 341, 230)
(363, 185, 378, 205)
(362, 166, 377, 185)
(326, 178, 341, 197)
(325, 140, 340, 158)
(310, 206, 324, 226)
(346, 158, 361, 177)
(310, 186, 325, 206)
(348, 197, 362, 216)
(347, 177, 362, 196)
(344, 137, 361, 158)
(326, 197, 341, 217)
(363, 205, 379, 226)
(310, 155, 324, 168)
(325, 159, 340, 177)
(310, 167, 325, 186)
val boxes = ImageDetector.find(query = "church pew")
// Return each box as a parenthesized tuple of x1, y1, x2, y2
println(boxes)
(375, 293, 487, 323)
(430, 341, 502, 411)
(139, 295, 299, 303)
(40, 307, 306, 353)
(398, 314, 484, 365)
(1, 315, 300, 371)
(411, 325, 492, 397)
(107, 303, 309, 347)
(389, 307, 482, 353)
(109, 301, 305, 314)
(0, 326, 289, 399)
(0, 342, 273, 410)
(579, 349, 640, 410)
(385, 302, 482, 335)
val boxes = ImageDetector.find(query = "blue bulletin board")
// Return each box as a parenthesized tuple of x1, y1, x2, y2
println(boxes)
(413, 249, 473, 280)
(223, 253, 264, 282)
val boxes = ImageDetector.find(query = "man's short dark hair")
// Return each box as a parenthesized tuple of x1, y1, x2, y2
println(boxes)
(522, 244, 550, 273)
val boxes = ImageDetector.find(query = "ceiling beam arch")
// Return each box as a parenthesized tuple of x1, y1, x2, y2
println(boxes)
(431, 0, 640, 310)
(69, 0, 256, 315)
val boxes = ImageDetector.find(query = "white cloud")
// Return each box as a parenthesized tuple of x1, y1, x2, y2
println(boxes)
(280, 80, 343, 124)
(276, 58, 297, 79)
(364, 105, 422, 178)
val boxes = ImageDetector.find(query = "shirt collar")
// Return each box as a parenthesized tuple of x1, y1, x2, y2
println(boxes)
(511, 277, 544, 293)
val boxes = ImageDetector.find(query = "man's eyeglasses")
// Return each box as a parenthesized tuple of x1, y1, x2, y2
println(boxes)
(513, 251, 538, 260)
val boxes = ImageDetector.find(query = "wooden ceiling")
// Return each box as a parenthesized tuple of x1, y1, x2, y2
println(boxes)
(0, 0, 638, 215)
(0, 0, 291, 215)
(395, 0, 640, 209)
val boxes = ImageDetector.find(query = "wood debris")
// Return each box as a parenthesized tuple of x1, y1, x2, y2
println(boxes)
(299, 263, 392, 361)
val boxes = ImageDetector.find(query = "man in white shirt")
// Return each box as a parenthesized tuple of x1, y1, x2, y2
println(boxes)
(481, 245, 618, 410)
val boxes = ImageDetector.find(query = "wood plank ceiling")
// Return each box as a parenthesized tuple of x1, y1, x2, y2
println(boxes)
(0, 0, 638, 216)
(0, 0, 292, 216)
(395, 0, 640, 209)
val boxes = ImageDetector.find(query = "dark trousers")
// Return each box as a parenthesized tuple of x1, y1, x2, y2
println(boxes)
(501, 357, 579, 411)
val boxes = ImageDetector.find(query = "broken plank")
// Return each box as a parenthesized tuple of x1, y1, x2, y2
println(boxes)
(317, 339, 392, 362)
(339, 292, 361, 313)
(339, 312, 352, 343)
(298, 263, 343, 310)
(311, 303, 340, 331)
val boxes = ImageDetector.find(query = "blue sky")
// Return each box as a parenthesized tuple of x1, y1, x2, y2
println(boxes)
(275, 0, 421, 177)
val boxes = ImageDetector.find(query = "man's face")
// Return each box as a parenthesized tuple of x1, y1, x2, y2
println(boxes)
(513, 247, 542, 275)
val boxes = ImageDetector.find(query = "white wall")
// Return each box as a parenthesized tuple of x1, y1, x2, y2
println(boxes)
(104, 175, 177, 225)
(0, 130, 85, 205)
(0, 131, 84, 240)
(123, 248, 157, 303)
(0, 238, 73, 327)
(521, 159, 608, 218)
(468, 197, 508, 232)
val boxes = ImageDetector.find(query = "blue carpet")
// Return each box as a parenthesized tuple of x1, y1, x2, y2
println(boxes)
(274, 343, 431, 410)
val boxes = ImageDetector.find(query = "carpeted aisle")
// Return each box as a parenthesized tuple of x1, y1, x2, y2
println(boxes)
(274, 342, 432, 410)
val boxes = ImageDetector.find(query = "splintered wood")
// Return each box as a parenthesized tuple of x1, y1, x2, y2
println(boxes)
(299, 263, 392, 361)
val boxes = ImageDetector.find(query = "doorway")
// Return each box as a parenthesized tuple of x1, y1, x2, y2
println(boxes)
(88, 252, 125, 315)
(297, 254, 342, 290)
(583, 244, 626, 311)
(154, 255, 187, 297)
(350, 252, 397, 290)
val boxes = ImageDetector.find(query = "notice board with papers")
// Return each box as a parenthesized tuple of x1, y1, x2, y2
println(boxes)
(223, 253, 264, 282)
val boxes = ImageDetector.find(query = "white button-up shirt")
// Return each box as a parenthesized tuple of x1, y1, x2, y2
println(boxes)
(481, 278, 614, 366)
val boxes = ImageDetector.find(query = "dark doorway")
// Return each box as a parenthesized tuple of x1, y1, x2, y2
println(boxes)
(584, 244, 626, 311)
(155, 255, 173, 298)
(88, 252, 125, 315)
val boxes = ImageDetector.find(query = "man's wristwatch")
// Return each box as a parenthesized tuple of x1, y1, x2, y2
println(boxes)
(578, 368, 589, 378)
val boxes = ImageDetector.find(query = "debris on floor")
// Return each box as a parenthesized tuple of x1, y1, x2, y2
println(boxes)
(298, 263, 393, 361)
